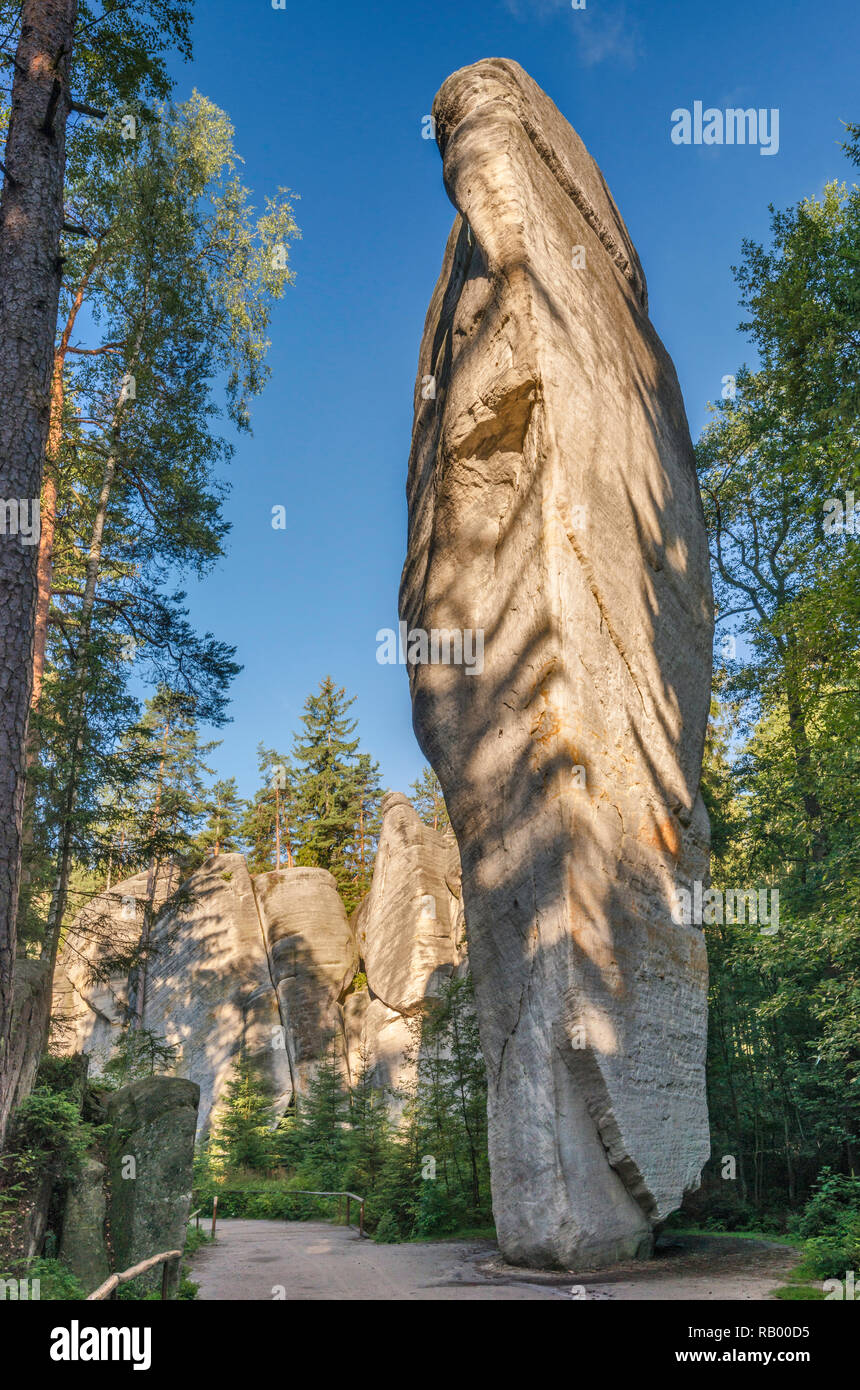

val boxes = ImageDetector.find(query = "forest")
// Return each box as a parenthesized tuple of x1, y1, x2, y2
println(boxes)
(0, 0, 857, 1307)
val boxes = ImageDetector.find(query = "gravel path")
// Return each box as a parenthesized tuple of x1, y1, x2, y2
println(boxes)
(190, 1220, 798, 1301)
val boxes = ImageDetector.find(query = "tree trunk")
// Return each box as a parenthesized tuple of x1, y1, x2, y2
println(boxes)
(23, 327, 144, 1094)
(31, 248, 104, 715)
(0, 0, 79, 1151)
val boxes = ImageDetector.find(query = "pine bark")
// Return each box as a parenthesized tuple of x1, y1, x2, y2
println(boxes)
(0, 0, 79, 1150)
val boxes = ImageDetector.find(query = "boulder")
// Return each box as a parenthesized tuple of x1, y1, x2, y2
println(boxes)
(105, 1076, 199, 1294)
(400, 58, 713, 1268)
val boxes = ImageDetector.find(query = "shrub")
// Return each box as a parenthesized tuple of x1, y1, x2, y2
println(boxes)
(6, 1088, 92, 1181)
(0, 1257, 85, 1301)
(372, 1210, 403, 1244)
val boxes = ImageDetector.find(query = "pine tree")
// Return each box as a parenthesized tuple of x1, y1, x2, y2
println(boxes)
(412, 974, 490, 1227)
(241, 745, 296, 873)
(410, 765, 450, 832)
(293, 1036, 348, 1193)
(343, 1051, 392, 1200)
(345, 753, 384, 912)
(103, 1027, 179, 1087)
(198, 777, 245, 858)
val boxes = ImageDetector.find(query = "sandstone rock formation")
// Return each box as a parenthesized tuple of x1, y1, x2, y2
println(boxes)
(59, 1155, 109, 1294)
(400, 58, 713, 1269)
(52, 869, 159, 1071)
(347, 792, 466, 1093)
(53, 795, 467, 1128)
(253, 865, 357, 1095)
(142, 855, 293, 1131)
(105, 1076, 199, 1294)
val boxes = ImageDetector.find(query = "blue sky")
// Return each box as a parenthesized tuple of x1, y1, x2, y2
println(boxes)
(166, 0, 859, 799)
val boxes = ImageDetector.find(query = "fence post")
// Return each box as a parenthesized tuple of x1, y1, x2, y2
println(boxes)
(346, 1195, 351, 1228)
(359, 1199, 365, 1239)
(212, 1194, 218, 1238)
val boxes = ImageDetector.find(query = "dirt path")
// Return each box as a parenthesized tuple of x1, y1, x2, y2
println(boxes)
(191, 1221, 798, 1301)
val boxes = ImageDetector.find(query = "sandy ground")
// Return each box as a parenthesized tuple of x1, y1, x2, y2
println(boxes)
(190, 1220, 798, 1301)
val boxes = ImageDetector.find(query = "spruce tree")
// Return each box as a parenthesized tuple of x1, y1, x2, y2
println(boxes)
(343, 1051, 392, 1201)
(345, 753, 384, 912)
(294, 1036, 348, 1193)
(291, 678, 362, 898)
(212, 1052, 276, 1175)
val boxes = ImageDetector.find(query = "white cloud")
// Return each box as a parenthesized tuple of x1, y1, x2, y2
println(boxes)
(502, 0, 643, 69)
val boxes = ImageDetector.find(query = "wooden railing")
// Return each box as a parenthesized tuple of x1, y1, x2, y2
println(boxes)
(202, 1188, 367, 1237)
(291, 1190, 367, 1237)
(87, 1250, 182, 1301)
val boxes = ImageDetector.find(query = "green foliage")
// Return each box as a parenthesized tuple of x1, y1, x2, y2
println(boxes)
(6, 1089, 92, 1182)
(407, 975, 491, 1222)
(241, 745, 296, 873)
(211, 1054, 277, 1175)
(410, 765, 450, 832)
(291, 679, 384, 912)
(0, 1257, 85, 1301)
(195, 974, 490, 1244)
(789, 1170, 860, 1279)
(795, 1170, 860, 1239)
(197, 778, 245, 859)
(289, 1038, 349, 1193)
(697, 126, 860, 1227)
(103, 1028, 180, 1088)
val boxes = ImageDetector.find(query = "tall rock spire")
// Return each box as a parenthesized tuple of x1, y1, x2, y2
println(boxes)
(400, 58, 713, 1269)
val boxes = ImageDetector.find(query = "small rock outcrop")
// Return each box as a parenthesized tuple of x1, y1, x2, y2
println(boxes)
(59, 1155, 109, 1294)
(400, 59, 713, 1268)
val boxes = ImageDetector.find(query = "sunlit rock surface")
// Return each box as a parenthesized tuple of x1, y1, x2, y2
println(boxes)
(142, 855, 293, 1130)
(53, 799, 467, 1130)
(400, 58, 713, 1269)
(347, 792, 466, 1094)
(253, 865, 357, 1095)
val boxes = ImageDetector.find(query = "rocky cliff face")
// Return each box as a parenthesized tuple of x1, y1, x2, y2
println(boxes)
(52, 868, 172, 1071)
(141, 855, 293, 1131)
(400, 58, 713, 1269)
(53, 795, 466, 1132)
